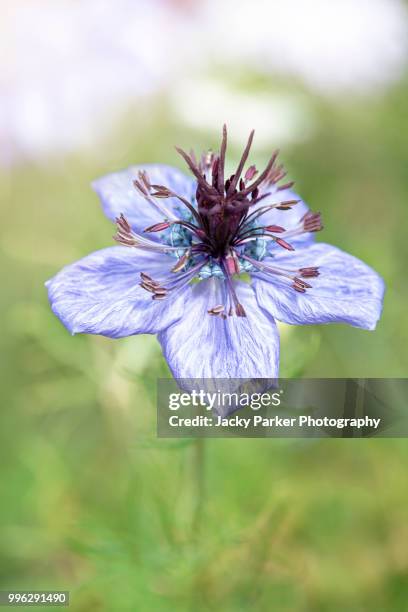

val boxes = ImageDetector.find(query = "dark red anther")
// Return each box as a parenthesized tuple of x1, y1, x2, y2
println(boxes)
(138, 170, 151, 190)
(144, 221, 171, 233)
(244, 165, 258, 182)
(208, 305, 225, 316)
(275, 200, 299, 211)
(140, 272, 160, 287)
(276, 238, 295, 251)
(299, 267, 320, 278)
(133, 179, 148, 196)
(265, 225, 285, 233)
(139, 282, 156, 293)
(277, 181, 295, 191)
(114, 213, 138, 246)
(113, 234, 134, 246)
(251, 187, 259, 200)
(235, 303, 247, 317)
(294, 277, 312, 289)
(150, 185, 173, 198)
(140, 272, 153, 282)
(171, 250, 190, 272)
(140, 271, 167, 295)
(302, 211, 322, 233)
(153, 287, 168, 296)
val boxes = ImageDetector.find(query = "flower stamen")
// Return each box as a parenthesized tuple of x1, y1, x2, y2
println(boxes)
(208, 305, 225, 316)
(241, 254, 318, 294)
(114, 214, 190, 253)
(118, 126, 324, 314)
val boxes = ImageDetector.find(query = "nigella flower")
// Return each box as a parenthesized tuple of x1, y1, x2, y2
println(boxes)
(46, 126, 384, 379)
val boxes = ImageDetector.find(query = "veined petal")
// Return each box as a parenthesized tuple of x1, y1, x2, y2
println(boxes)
(252, 243, 385, 330)
(46, 247, 186, 337)
(158, 278, 280, 378)
(92, 164, 196, 233)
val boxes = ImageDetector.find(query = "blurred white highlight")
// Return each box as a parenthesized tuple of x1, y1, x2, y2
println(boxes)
(198, 0, 408, 93)
(170, 78, 313, 147)
(0, 0, 192, 165)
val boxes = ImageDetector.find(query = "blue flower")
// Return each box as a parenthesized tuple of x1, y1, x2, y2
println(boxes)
(46, 126, 385, 379)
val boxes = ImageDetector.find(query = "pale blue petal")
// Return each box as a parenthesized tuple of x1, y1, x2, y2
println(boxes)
(159, 278, 280, 378)
(92, 164, 196, 233)
(46, 247, 186, 337)
(252, 243, 385, 330)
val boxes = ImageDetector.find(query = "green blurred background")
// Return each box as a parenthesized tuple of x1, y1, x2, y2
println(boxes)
(1, 1, 408, 610)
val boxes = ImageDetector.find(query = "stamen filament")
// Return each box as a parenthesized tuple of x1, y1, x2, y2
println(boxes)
(238, 200, 300, 233)
(241, 254, 309, 286)
(115, 214, 191, 253)
(134, 178, 177, 220)
(221, 260, 246, 317)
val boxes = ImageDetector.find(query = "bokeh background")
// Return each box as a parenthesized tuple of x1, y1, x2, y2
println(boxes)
(1, 0, 408, 610)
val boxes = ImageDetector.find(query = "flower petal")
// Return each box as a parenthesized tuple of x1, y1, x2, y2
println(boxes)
(92, 164, 196, 233)
(46, 247, 186, 337)
(252, 243, 385, 330)
(158, 278, 280, 378)
(254, 186, 315, 246)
